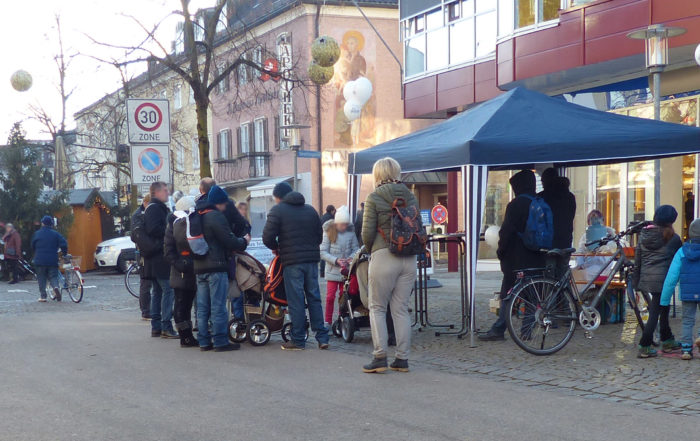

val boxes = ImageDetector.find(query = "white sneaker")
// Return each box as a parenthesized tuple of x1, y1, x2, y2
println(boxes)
(38, 298, 47, 303)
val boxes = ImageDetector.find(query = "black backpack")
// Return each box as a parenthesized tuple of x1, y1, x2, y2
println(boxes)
(378, 197, 427, 256)
(131, 205, 158, 258)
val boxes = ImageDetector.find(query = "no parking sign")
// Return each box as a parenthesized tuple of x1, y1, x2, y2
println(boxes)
(131, 145, 170, 184)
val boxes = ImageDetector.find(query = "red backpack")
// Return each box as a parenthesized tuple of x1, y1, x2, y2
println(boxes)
(263, 255, 287, 306)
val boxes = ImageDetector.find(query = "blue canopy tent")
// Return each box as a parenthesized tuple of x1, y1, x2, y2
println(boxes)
(346, 87, 700, 347)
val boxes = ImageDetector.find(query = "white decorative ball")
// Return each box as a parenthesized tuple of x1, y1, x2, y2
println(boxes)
(353, 77, 373, 105)
(10, 70, 33, 92)
(484, 225, 500, 249)
(343, 80, 356, 102)
(695, 43, 700, 67)
(344, 100, 362, 121)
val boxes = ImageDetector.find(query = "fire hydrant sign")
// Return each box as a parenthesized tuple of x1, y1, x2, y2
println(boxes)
(126, 99, 170, 144)
(131, 145, 170, 183)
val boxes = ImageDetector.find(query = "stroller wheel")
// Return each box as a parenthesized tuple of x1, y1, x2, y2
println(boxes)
(331, 319, 342, 337)
(341, 316, 355, 343)
(228, 319, 247, 343)
(282, 322, 310, 342)
(247, 320, 271, 346)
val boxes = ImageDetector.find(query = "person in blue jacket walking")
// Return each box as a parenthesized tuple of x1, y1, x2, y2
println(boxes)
(660, 218, 700, 360)
(31, 216, 68, 302)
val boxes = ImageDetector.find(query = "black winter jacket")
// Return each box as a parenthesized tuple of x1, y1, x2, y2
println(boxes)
(143, 199, 170, 280)
(164, 213, 196, 291)
(633, 225, 682, 293)
(193, 199, 247, 274)
(538, 176, 576, 249)
(262, 191, 322, 266)
(497, 173, 545, 271)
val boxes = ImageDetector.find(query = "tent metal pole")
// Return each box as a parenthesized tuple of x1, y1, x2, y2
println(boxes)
(653, 69, 662, 209)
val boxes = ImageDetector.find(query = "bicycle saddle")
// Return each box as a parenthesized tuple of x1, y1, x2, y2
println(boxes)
(545, 248, 576, 257)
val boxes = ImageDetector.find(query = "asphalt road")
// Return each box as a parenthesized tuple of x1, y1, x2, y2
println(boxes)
(2, 308, 698, 441)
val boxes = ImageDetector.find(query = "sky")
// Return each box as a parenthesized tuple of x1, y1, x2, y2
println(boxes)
(0, 0, 215, 142)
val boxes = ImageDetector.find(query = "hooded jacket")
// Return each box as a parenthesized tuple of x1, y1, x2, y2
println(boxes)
(538, 176, 576, 249)
(262, 191, 322, 266)
(362, 182, 418, 254)
(320, 220, 360, 282)
(660, 239, 700, 305)
(193, 199, 248, 274)
(497, 171, 545, 271)
(164, 212, 196, 290)
(633, 225, 682, 293)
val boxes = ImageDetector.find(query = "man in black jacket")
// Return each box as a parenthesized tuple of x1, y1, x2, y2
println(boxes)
(539, 168, 576, 250)
(194, 185, 250, 352)
(354, 202, 365, 246)
(130, 194, 152, 320)
(479, 170, 545, 341)
(263, 182, 329, 350)
(142, 182, 177, 339)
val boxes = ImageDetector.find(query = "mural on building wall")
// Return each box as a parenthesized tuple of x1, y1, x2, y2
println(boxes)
(332, 29, 376, 149)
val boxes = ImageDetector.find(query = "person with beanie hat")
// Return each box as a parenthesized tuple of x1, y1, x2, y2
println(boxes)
(31, 216, 68, 302)
(659, 218, 700, 359)
(479, 169, 545, 342)
(193, 184, 250, 352)
(634, 204, 683, 358)
(263, 181, 329, 350)
(320, 205, 359, 326)
(164, 195, 199, 348)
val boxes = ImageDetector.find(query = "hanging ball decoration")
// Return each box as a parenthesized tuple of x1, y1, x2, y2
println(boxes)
(344, 100, 362, 121)
(695, 43, 700, 67)
(343, 80, 356, 102)
(484, 225, 500, 249)
(353, 76, 373, 105)
(311, 36, 340, 68)
(10, 70, 33, 92)
(308, 61, 334, 85)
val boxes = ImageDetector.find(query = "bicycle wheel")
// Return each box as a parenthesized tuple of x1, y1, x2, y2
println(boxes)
(506, 278, 577, 356)
(125, 264, 140, 299)
(626, 284, 651, 331)
(65, 270, 83, 303)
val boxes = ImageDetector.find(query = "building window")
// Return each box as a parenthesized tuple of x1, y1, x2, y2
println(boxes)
(516, 0, 561, 28)
(216, 1, 227, 34)
(253, 46, 263, 78)
(273, 116, 281, 150)
(217, 129, 231, 159)
(238, 60, 249, 85)
(189, 86, 195, 104)
(596, 164, 621, 233)
(173, 84, 182, 109)
(216, 67, 230, 93)
(238, 123, 251, 155)
(192, 138, 200, 169)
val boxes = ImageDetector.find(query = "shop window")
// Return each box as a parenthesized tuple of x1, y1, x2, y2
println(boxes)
(596, 164, 621, 233)
(627, 161, 654, 224)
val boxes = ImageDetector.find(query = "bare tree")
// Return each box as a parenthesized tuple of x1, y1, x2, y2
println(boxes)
(88, 0, 307, 179)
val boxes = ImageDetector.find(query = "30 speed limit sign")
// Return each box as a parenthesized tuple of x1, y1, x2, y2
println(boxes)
(126, 99, 170, 144)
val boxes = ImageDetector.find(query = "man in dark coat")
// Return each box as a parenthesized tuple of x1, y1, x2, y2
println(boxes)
(130, 194, 152, 319)
(31, 216, 68, 302)
(354, 202, 365, 246)
(263, 182, 329, 350)
(142, 182, 177, 339)
(319, 205, 336, 277)
(479, 170, 545, 341)
(539, 168, 576, 250)
(194, 185, 249, 352)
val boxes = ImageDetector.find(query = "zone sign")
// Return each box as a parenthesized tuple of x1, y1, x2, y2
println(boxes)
(126, 99, 170, 144)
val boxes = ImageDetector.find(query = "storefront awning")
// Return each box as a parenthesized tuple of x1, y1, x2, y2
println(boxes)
(246, 176, 292, 198)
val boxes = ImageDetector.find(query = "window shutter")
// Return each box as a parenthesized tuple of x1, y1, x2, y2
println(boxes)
(216, 131, 222, 159)
(273, 116, 280, 151)
(262, 118, 269, 152)
(226, 129, 233, 158)
(236, 127, 242, 156)
(247, 123, 253, 153)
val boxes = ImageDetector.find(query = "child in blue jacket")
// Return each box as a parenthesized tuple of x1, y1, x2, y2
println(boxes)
(660, 218, 700, 360)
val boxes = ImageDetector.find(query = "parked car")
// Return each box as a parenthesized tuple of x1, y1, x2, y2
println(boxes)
(94, 236, 136, 273)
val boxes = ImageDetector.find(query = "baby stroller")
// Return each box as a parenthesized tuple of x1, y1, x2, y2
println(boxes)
(228, 254, 308, 346)
(333, 247, 371, 342)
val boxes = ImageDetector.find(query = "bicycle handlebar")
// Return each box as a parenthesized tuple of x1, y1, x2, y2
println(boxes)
(584, 220, 651, 248)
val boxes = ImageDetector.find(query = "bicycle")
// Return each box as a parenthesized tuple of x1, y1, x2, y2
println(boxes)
(124, 251, 141, 299)
(504, 221, 653, 355)
(50, 255, 84, 303)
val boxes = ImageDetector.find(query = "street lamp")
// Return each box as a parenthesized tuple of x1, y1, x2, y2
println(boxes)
(627, 24, 686, 209)
(281, 124, 310, 191)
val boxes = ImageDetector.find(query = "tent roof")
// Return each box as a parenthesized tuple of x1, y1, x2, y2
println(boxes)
(348, 87, 700, 174)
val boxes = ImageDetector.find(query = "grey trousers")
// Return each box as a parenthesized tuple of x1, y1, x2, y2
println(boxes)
(368, 248, 416, 360)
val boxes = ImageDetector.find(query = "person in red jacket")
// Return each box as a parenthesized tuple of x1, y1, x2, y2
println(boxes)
(3, 223, 22, 284)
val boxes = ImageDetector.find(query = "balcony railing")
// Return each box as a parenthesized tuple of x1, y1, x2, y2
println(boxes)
(213, 151, 270, 183)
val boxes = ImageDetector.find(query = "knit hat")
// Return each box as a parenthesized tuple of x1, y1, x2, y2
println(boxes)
(334, 206, 351, 224)
(689, 219, 700, 239)
(208, 185, 229, 205)
(653, 205, 678, 226)
(175, 196, 195, 212)
(273, 181, 293, 199)
(41, 215, 54, 226)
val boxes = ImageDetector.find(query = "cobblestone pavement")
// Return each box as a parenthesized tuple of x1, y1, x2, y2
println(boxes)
(3, 267, 699, 416)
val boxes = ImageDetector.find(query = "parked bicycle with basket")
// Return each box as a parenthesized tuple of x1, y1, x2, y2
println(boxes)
(504, 221, 652, 355)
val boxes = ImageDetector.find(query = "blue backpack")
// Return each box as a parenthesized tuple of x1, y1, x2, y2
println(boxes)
(519, 195, 554, 251)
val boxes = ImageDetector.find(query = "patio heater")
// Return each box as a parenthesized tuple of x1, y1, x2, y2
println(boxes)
(627, 24, 686, 209)
(281, 124, 310, 191)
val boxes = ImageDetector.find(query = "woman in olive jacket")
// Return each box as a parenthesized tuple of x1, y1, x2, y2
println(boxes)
(361, 157, 417, 374)
(164, 196, 198, 347)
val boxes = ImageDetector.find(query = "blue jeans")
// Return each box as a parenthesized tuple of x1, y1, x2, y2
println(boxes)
(681, 301, 700, 347)
(232, 295, 244, 320)
(150, 278, 174, 332)
(196, 272, 229, 348)
(283, 262, 329, 347)
(36, 265, 59, 299)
